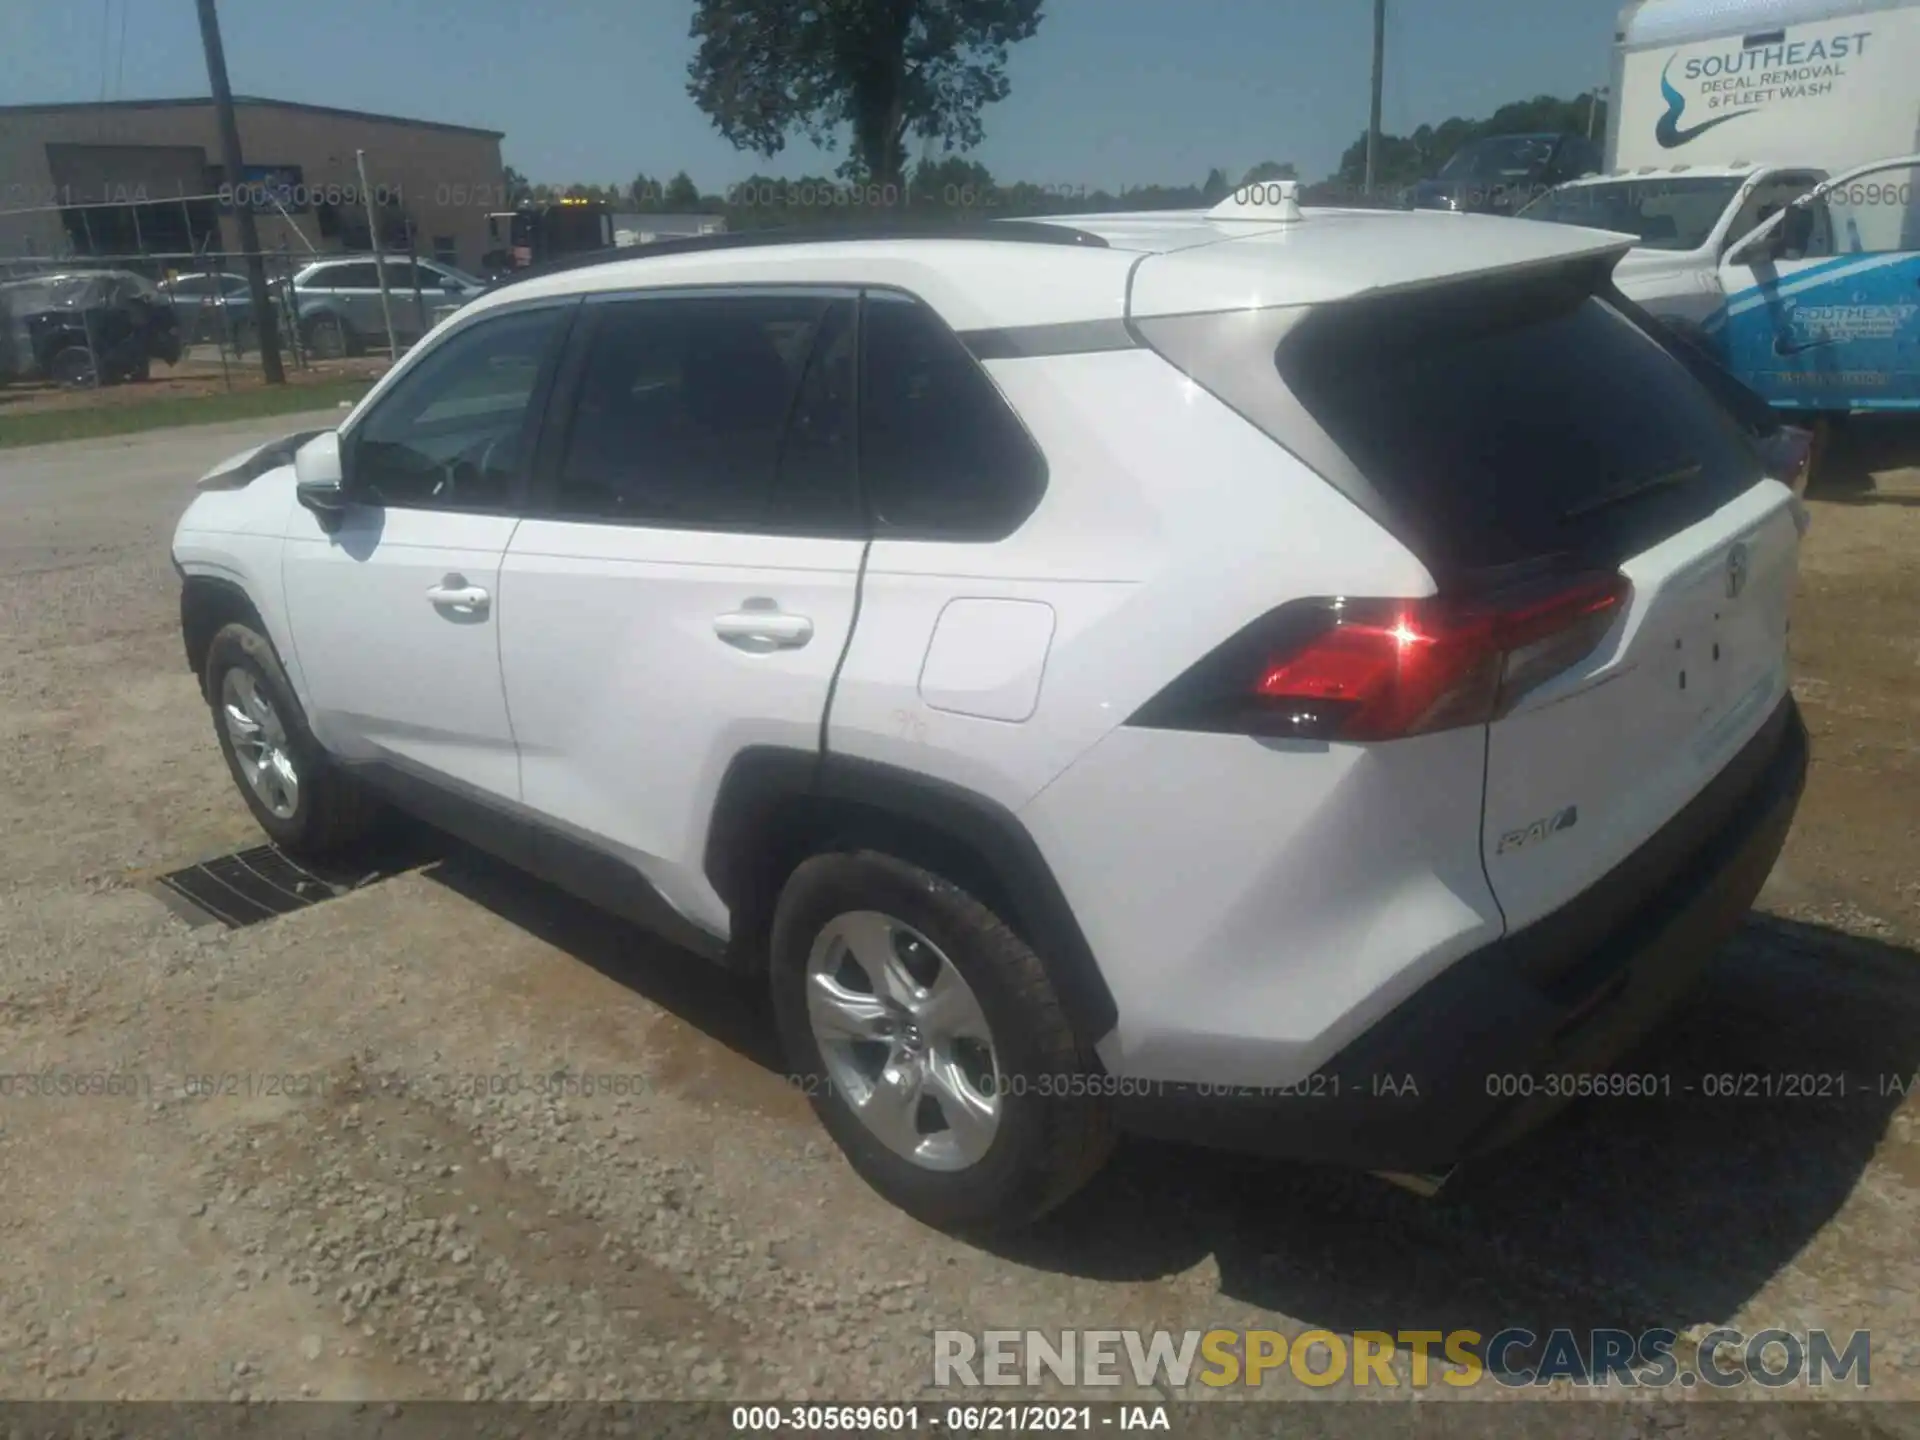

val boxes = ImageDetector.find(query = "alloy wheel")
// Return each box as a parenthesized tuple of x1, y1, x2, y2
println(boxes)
(221, 668, 301, 820)
(805, 911, 1003, 1171)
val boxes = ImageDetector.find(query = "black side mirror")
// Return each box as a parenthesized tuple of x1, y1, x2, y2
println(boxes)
(296, 480, 348, 532)
(293, 432, 349, 532)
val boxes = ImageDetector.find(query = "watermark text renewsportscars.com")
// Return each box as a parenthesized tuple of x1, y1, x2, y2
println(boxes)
(934, 1327, 1872, 1390)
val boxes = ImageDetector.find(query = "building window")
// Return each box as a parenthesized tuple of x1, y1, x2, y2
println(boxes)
(432, 235, 457, 265)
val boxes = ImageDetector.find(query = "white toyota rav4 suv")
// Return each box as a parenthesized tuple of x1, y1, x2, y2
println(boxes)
(173, 187, 1809, 1231)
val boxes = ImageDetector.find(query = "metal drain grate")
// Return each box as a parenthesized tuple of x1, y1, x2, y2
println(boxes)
(154, 843, 418, 929)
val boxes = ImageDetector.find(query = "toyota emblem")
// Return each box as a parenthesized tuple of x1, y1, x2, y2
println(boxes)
(1726, 542, 1750, 600)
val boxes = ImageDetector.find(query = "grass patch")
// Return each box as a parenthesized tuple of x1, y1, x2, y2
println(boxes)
(0, 377, 374, 449)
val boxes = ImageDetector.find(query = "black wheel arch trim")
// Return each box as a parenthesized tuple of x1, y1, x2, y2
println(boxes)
(179, 573, 270, 699)
(705, 746, 1119, 1046)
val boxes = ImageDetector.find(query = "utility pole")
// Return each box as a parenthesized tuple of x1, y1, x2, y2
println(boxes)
(1365, 0, 1387, 198)
(356, 150, 400, 361)
(195, 0, 284, 384)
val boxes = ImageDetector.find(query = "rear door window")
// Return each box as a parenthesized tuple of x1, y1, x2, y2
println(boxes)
(325, 263, 380, 290)
(549, 292, 859, 534)
(1276, 269, 1761, 577)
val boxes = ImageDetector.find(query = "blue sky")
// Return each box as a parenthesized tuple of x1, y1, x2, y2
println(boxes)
(4, 0, 1621, 189)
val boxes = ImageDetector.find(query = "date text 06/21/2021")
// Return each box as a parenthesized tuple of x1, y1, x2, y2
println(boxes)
(729, 1405, 1170, 1433)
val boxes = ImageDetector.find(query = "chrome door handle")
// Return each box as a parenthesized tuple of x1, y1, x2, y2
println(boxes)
(713, 608, 813, 650)
(426, 579, 490, 613)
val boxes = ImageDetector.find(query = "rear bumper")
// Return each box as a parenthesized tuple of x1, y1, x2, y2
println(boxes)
(1114, 695, 1809, 1171)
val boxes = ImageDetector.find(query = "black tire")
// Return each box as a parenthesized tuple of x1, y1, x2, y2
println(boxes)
(769, 850, 1116, 1232)
(1806, 414, 1835, 492)
(204, 622, 382, 856)
(48, 346, 97, 389)
(303, 313, 352, 360)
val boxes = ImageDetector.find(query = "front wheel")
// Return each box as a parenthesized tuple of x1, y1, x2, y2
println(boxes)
(769, 851, 1115, 1232)
(205, 622, 381, 856)
(48, 345, 97, 388)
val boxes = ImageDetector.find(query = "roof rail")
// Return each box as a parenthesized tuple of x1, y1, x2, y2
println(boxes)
(489, 218, 1111, 290)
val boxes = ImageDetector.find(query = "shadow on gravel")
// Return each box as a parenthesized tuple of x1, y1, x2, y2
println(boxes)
(999, 914, 1920, 1343)
(419, 842, 1920, 1343)
(421, 843, 784, 1074)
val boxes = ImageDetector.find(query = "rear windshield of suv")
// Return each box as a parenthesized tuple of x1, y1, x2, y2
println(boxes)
(1275, 268, 1761, 579)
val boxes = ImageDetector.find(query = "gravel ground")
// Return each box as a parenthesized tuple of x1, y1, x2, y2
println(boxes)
(0, 413, 1917, 1428)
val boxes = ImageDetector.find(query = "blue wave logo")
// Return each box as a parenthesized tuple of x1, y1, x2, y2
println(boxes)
(1656, 57, 1753, 148)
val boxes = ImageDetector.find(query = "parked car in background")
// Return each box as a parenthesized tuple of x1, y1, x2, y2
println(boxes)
(1406, 132, 1603, 215)
(1527, 152, 1920, 420)
(0, 269, 182, 388)
(162, 270, 257, 352)
(286, 256, 486, 358)
(1518, 164, 1831, 338)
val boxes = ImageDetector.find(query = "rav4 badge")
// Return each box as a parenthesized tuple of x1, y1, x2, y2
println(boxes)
(1497, 805, 1580, 855)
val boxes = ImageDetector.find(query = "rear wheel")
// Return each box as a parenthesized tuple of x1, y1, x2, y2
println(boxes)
(1805, 411, 1851, 492)
(48, 346, 97, 388)
(303, 313, 351, 360)
(205, 622, 381, 856)
(769, 850, 1115, 1232)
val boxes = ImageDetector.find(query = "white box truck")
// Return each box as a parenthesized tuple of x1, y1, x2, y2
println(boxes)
(1607, 0, 1920, 241)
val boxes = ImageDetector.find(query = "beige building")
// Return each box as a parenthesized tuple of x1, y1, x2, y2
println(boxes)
(0, 97, 505, 273)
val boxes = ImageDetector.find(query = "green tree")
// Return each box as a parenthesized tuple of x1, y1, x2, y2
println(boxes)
(664, 171, 702, 209)
(501, 165, 533, 206)
(630, 172, 661, 210)
(687, 0, 1045, 189)
(1239, 160, 1298, 185)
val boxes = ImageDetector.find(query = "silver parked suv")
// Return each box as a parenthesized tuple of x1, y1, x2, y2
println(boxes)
(287, 256, 486, 357)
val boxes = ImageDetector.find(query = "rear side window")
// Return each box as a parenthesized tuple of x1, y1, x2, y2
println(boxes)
(859, 292, 1047, 540)
(1276, 271, 1760, 577)
(313, 263, 377, 290)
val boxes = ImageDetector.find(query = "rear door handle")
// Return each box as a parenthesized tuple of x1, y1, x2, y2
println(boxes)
(426, 577, 490, 613)
(714, 608, 813, 651)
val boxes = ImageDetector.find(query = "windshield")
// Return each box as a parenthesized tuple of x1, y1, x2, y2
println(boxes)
(1519, 176, 1744, 251)
(1438, 135, 1557, 181)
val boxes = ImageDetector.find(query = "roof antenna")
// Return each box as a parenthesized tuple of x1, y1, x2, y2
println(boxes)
(1208, 179, 1304, 224)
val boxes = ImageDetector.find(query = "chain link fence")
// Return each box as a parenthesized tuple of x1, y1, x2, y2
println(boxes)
(1, 191, 451, 393)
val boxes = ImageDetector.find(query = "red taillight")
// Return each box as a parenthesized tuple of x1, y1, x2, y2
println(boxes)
(1132, 573, 1629, 742)
(1254, 606, 1502, 740)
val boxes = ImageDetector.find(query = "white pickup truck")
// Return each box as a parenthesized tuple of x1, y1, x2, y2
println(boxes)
(1517, 162, 1827, 337)
(1520, 153, 1920, 415)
